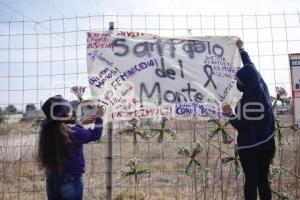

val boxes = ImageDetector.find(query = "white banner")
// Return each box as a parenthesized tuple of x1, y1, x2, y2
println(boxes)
(87, 31, 241, 121)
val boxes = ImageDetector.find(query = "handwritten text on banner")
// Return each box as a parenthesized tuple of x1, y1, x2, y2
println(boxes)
(87, 31, 241, 121)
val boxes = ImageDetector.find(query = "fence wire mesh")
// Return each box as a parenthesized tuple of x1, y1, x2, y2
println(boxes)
(0, 12, 300, 200)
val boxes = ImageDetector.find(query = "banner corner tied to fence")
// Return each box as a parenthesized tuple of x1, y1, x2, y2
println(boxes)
(86, 31, 241, 121)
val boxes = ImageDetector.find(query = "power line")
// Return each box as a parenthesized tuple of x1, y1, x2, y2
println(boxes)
(0, 1, 36, 22)
(44, 0, 84, 30)
(92, 0, 105, 12)
(45, 0, 65, 16)
(0, 1, 82, 52)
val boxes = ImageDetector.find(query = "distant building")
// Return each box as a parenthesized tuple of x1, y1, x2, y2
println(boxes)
(21, 101, 97, 124)
(3, 114, 23, 124)
(25, 110, 43, 120)
(70, 100, 96, 118)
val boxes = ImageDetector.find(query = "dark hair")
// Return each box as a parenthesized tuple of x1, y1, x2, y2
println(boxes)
(37, 121, 73, 173)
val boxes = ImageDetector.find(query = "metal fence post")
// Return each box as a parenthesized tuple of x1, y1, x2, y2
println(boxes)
(106, 121, 113, 200)
(106, 21, 114, 200)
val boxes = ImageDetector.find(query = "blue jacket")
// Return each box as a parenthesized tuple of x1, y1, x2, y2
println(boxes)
(229, 49, 275, 150)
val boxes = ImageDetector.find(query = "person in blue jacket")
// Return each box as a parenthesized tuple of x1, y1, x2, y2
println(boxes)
(223, 39, 275, 200)
(37, 95, 104, 200)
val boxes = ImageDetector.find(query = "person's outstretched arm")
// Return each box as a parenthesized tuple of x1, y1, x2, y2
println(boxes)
(222, 105, 248, 131)
(237, 39, 253, 65)
(72, 107, 104, 144)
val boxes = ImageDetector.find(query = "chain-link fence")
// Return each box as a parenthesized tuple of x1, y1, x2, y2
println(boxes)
(0, 12, 300, 199)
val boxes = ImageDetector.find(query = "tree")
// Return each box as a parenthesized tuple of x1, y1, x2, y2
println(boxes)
(4, 104, 17, 114)
(25, 103, 36, 113)
(0, 107, 3, 123)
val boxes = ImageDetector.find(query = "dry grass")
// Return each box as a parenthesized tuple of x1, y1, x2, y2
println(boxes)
(0, 122, 34, 136)
(0, 116, 299, 199)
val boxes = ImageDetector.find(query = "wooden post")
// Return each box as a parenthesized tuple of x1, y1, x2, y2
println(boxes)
(106, 21, 114, 200)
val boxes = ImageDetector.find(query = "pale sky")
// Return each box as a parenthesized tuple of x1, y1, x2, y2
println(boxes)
(0, 0, 299, 21)
(0, 0, 299, 110)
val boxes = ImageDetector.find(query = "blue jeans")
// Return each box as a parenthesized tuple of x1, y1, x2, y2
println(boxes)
(46, 173, 83, 200)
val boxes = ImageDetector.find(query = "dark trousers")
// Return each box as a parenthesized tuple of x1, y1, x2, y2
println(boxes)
(46, 173, 83, 200)
(238, 139, 275, 200)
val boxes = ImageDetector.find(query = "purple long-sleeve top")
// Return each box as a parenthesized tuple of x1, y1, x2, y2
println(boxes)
(62, 117, 103, 174)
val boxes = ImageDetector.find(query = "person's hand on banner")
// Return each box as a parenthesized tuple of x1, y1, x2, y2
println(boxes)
(81, 116, 97, 125)
(222, 104, 233, 114)
(96, 106, 105, 118)
(236, 39, 244, 50)
(81, 107, 105, 125)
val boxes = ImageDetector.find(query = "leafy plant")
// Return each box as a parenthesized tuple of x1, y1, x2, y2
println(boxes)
(120, 158, 150, 185)
(208, 118, 234, 144)
(272, 190, 293, 200)
(148, 117, 176, 143)
(269, 165, 282, 183)
(269, 165, 293, 200)
(4, 104, 17, 114)
(32, 116, 44, 129)
(0, 107, 3, 123)
(119, 118, 151, 150)
(177, 142, 207, 176)
(289, 124, 299, 134)
(272, 87, 291, 111)
(70, 86, 94, 120)
(221, 144, 240, 176)
(275, 118, 290, 146)
(271, 86, 297, 145)
(70, 86, 89, 103)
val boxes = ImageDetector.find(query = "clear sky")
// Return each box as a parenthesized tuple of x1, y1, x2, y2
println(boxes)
(0, 0, 299, 111)
(0, 0, 299, 21)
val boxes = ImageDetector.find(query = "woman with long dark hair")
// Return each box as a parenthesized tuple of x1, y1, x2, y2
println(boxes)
(37, 95, 104, 200)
